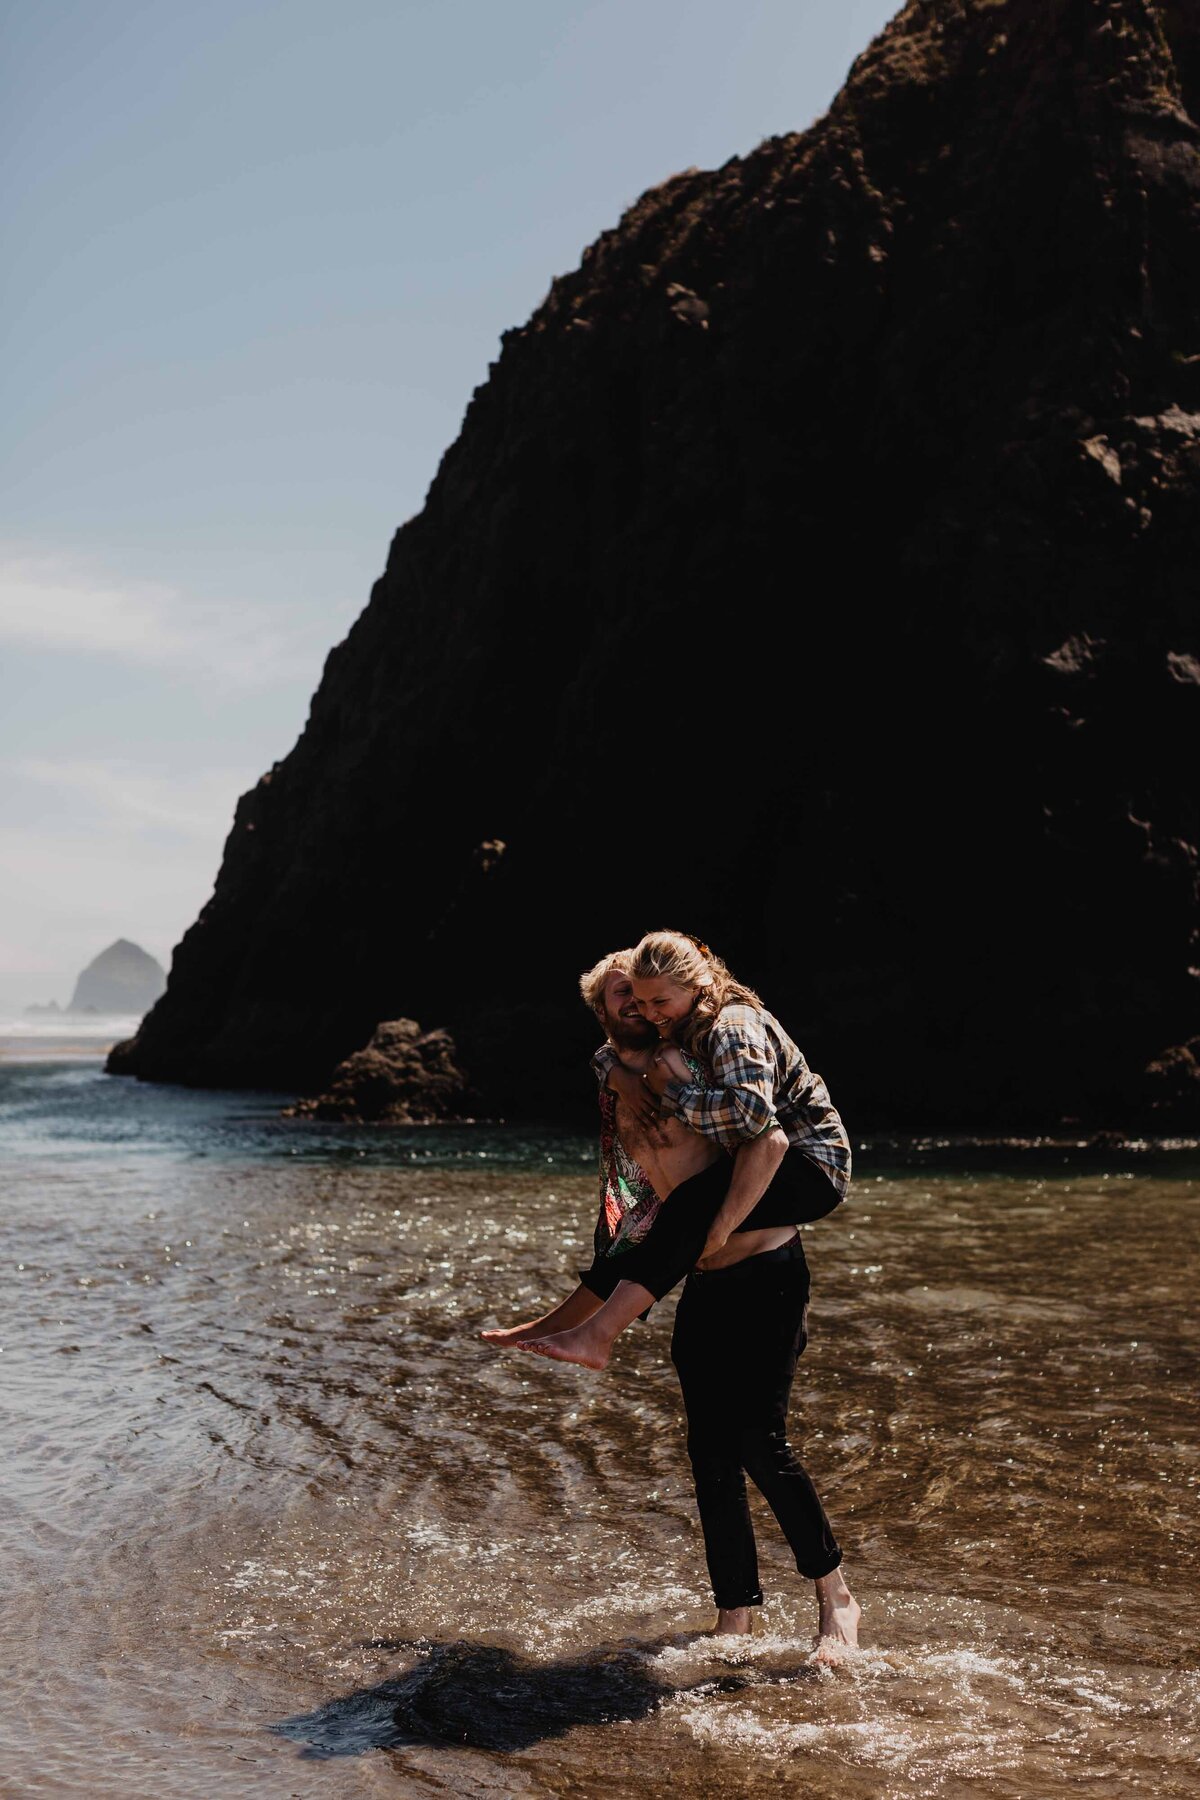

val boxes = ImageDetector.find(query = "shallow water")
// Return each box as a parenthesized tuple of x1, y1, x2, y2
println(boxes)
(2, 1058, 1197, 1797)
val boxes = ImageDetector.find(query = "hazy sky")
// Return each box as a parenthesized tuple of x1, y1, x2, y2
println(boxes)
(1, 0, 898, 1009)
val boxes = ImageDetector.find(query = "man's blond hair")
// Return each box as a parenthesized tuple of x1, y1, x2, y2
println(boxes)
(579, 947, 634, 1013)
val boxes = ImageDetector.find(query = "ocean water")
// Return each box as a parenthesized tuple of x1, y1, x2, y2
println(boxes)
(1, 1052, 1197, 1797)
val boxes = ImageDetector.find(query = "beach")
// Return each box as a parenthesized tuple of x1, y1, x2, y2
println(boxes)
(2, 1053, 1197, 1797)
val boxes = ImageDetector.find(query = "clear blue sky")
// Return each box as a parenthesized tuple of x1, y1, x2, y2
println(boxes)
(0, 0, 898, 1010)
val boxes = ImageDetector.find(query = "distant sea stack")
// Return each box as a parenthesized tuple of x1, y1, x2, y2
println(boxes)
(68, 940, 165, 1015)
(108, 0, 1199, 1129)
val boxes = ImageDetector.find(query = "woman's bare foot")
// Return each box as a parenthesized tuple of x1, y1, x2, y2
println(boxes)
(480, 1320, 546, 1346)
(481, 1286, 606, 1349)
(709, 1607, 754, 1636)
(518, 1321, 613, 1370)
(811, 1567, 861, 1663)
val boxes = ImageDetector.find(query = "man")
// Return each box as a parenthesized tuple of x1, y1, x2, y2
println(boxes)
(483, 949, 860, 1654)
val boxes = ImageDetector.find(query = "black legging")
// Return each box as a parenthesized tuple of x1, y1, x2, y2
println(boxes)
(581, 1146, 842, 1304)
(671, 1236, 842, 1607)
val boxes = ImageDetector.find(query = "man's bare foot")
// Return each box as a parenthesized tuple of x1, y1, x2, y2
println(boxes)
(518, 1323, 612, 1370)
(480, 1320, 546, 1346)
(811, 1567, 861, 1663)
(709, 1607, 754, 1636)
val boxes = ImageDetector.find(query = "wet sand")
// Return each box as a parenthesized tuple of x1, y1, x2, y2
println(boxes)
(2, 1061, 1197, 1795)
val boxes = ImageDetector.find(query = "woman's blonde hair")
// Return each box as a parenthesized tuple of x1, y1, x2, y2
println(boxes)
(628, 930, 762, 1057)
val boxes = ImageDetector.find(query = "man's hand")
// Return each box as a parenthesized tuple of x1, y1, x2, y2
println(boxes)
(606, 1060, 661, 1130)
(695, 1126, 790, 1267)
(695, 1228, 731, 1269)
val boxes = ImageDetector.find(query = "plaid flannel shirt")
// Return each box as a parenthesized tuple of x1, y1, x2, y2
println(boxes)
(592, 1002, 851, 1201)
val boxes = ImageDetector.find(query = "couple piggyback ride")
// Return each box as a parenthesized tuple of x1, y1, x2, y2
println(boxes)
(482, 929, 861, 1656)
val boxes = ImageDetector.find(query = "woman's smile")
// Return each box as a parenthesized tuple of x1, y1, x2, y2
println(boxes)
(629, 974, 696, 1029)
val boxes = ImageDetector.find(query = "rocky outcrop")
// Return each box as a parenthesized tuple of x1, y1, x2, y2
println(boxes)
(68, 939, 165, 1015)
(108, 0, 1199, 1128)
(282, 1019, 471, 1123)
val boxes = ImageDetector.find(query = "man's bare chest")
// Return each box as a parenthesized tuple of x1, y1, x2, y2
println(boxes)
(615, 1098, 692, 1164)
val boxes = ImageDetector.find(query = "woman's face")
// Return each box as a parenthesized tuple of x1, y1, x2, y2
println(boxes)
(630, 975, 696, 1032)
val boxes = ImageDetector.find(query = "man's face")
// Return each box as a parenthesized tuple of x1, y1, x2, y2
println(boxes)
(600, 969, 658, 1048)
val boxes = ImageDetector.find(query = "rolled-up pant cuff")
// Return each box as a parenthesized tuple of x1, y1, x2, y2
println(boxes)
(713, 1588, 764, 1609)
(799, 1549, 844, 1580)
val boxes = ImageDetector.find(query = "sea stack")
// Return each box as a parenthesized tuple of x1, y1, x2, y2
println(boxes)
(282, 1019, 472, 1123)
(108, 0, 1200, 1128)
(70, 940, 165, 1016)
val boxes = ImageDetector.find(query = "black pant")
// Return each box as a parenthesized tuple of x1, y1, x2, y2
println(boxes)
(670, 1237, 842, 1607)
(581, 1147, 842, 1304)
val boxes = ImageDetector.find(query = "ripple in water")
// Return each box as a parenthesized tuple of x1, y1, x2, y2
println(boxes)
(2, 1059, 1197, 1796)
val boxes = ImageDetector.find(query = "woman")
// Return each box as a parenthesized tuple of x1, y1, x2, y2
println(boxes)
(523, 931, 860, 1653)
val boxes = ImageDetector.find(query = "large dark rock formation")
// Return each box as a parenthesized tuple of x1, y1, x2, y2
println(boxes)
(109, 0, 1199, 1128)
(69, 939, 165, 1015)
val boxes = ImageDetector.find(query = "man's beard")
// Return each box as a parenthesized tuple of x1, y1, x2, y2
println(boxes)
(602, 1008, 659, 1051)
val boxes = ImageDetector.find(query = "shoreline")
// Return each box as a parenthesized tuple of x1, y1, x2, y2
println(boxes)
(2, 1048, 1196, 1159)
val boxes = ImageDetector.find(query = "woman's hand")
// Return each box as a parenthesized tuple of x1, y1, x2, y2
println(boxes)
(651, 1044, 692, 1085)
(606, 1060, 661, 1129)
(642, 1056, 674, 1098)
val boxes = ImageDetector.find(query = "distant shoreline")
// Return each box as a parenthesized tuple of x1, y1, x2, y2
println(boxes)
(0, 1019, 140, 1061)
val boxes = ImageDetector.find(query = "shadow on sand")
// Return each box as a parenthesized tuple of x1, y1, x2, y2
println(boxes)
(271, 1635, 758, 1759)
